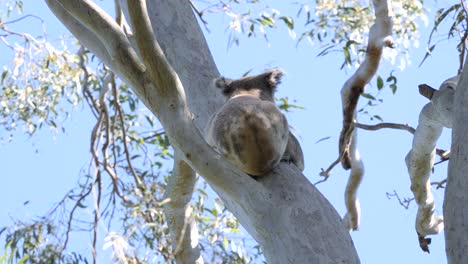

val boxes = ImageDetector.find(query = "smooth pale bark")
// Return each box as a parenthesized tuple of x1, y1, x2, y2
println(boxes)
(145, 2, 358, 262)
(404, 77, 457, 256)
(445, 62, 468, 263)
(406, 77, 456, 239)
(406, 104, 444, 236)
(164, 153, 203, 264)
(46, 0, 360, 263)
(340, 0, 393, 231)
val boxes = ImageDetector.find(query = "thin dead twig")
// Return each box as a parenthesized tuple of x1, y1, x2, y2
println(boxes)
(386, 190, 414, 209)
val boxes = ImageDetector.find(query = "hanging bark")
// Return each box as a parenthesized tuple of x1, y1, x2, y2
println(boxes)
(340, 0, 394, 231)
(406, 77, 457, 252)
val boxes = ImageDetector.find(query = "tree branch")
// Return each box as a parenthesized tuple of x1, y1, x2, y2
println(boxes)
(164, 152, 204, 264)
(47, 0, 147, 89)
(123, 0, 254, 198)
(356, 122, 416, 134)
(445, 50, 468, 264)
(50, 1, 360, 262)
(45, 0, 114, 70)
(339, 0, 394, 169)
(339, 0, 394, 231)
(405, 77, 457, 251)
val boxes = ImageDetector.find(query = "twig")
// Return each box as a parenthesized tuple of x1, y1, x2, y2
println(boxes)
(356, 121, 449, 160)
(188, 0, 211, 32)
(59, 184, 94, 257)
(431, 179, 447, 189)
(78, 47, 100, 119)
(386, 190, 414, 209)
(1, 14, 44, 26)
(92, 169, 102, 264)
(356, 122, 416, 134)
(112, 73, 145, 192)
(316, 156, 340, 185)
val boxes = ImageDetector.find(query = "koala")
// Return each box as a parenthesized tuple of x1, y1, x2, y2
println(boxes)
(205, 69, 304, 176)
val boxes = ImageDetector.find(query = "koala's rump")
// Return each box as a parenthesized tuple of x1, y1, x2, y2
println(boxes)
(208, 97, 288, 175)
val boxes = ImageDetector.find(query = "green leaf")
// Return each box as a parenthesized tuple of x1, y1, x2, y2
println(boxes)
(386, 75, 397, 84)
(377, 76, 384, 90)
(361, 93, 376, 100)
(373, 115, 383, 122)
(248, 24, 255, 37)
(145, 115, 154, 127)
(1, 70, 7, 83)
(315, 136, 330, 144)
(17, 255, 29, 264)
(419, 44, 436, 67)
(279, 16, 294, 30)
(390, 84, 397, 94)
(242, 69, 253, 77)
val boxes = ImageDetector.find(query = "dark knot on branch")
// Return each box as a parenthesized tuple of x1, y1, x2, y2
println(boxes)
(418, 84, 436, 100)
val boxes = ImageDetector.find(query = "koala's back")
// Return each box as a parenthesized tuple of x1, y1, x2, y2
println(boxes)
(207, 96, 289, 176)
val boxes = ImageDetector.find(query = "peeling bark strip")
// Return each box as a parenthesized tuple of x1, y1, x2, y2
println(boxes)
(46, 0, 360, 262)
(406, 76, 457, 252)
(339, 0, 394, 231)
(339, 0, 394, 170)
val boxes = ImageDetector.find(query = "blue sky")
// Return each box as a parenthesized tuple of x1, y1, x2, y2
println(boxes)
(0, 1, 461, 263)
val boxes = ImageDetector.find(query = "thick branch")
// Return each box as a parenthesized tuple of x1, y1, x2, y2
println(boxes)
(342, 131, 364, 231)
(339, 0, 393, 231)
(406, 77, 457, 250)
(339, 0, 394, 169)
(123, 0, 252, 199)
(127, 0, 180, 92)
(164, 152, 203, 264)
(49, 0, 146, 89)
(405, 104, 444, 237)
(45, 0, 114, 69)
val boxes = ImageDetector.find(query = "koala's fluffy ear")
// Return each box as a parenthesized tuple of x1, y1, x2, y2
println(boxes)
(265, 69, 284, 89)
(214, 77, 234, 96)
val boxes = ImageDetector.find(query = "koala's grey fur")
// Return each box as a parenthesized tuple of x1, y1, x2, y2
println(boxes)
(205, 69, 304, 176)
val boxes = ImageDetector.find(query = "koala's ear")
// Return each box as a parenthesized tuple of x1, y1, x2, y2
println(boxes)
(265, 69, 284, 89)
(214, 77, 234, 96)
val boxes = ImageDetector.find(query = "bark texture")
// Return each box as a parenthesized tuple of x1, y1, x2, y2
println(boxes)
(406, 77, 456, 241)
(445, 63, 468, 263)
(164, 153, 203, 264)
(340, 0, 394, 231)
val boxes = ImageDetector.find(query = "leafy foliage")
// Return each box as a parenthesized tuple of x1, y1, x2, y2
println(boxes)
(195, 0, 426, 69)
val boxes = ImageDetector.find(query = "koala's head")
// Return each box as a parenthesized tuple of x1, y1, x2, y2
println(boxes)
(214, 69, 284, 102)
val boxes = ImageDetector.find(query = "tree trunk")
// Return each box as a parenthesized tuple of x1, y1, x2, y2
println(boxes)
(46, 0, 360, 262)
(444, 61, 468, 264)
(146, 1, 359, 262)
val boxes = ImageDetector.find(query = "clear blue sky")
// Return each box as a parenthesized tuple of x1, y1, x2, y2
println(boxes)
(0, 1, 460, 263)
